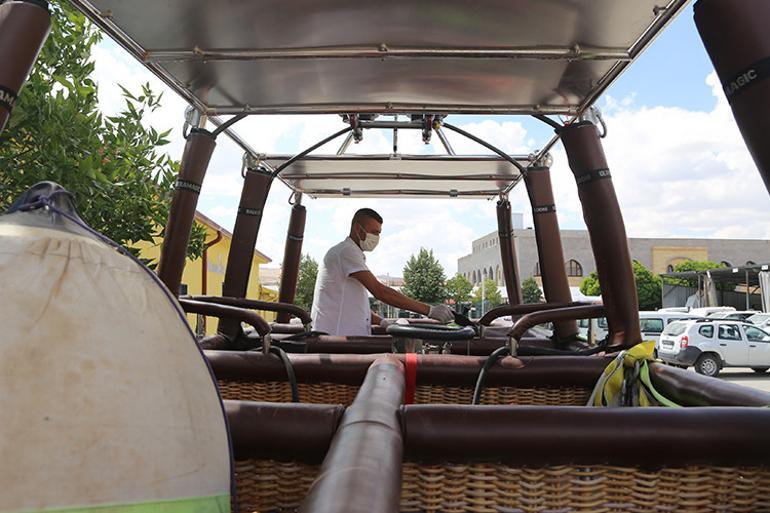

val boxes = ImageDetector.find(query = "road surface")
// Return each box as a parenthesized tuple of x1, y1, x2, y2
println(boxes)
(719, 367, 770, 394)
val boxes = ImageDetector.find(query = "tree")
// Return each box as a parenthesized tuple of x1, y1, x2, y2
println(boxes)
(580, 271, 601, 297)
(446, 273, 473, 304)
(401, 248, 447, 304)
(473, 278, 503, 307)
(664, 260, 734, 291)
(521, 276, 544, 303)
(633, 260, 662, 311)
(579, 261, 662, 310)
(0, 1, 204, 263)
(294, 254, 318, 311)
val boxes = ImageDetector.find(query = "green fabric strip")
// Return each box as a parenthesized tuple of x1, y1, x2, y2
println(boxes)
(640, 362, 681, 408)
(16, 494, 230, 513)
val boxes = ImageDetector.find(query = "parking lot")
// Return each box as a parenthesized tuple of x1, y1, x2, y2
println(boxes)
(720, 368, 770, 394)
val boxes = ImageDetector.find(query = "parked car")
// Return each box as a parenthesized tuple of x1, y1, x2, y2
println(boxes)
(706, 310, 759, 321)
(639, 311, 702, 343)
(688, 306, 736, 317)
(656, 319, 770, 377)
(748, 312, 770, 330)
(576, 317, 608, 342)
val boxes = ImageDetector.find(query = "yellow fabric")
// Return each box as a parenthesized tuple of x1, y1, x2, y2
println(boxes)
(589, 341, 680, 407)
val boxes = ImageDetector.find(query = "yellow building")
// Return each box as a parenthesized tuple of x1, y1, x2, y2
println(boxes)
(137, 211, 276, 335)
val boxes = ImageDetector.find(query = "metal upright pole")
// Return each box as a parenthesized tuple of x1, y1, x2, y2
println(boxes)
(694, 0, 770, 196)
(218, 156, 273, 337)
(496, 198, 523, 305)
(524, 165, 579, 342)
(0, 0, 52, 135)
(559, 121, 642, 348)
(277, 195, 307, 323)
(157, 128, 216, 294)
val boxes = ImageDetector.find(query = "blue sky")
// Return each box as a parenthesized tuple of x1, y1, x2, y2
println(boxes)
(90, 4, 770, 277)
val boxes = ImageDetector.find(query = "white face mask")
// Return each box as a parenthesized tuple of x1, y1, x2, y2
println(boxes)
(357, 224, 380, 252)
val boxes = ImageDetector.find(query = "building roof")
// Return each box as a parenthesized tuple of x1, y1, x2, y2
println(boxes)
(194, 211, 271, 263)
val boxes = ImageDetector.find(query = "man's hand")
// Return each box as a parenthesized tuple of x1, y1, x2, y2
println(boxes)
(428, 304, 455, 323)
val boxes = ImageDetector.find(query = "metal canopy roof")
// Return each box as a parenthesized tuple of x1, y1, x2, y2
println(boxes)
(264, 154, 526, 199)
(263, 155, 529, 198)
(71, 0, 688, 116)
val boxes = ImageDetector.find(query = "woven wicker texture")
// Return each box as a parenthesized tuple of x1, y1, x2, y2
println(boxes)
(400, 463, 770, 513)
(218, 381, 590, 406)
(234, 459, 318, 513)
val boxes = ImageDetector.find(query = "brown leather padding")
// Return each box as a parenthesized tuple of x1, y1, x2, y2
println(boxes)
(299, 357, 404, 513)
(225, 400, 344, 464)
(524, 166, 579, 341)
(277, 204, 306, 323)
(206, 351, 609, 387)
(0, 1, 51, 133)
(179, 298, 271, 336)
(158, 130, 216, 294)
(187, 295, 311, 325)
(401, 405, 770, 467)
(496, 198, 523, 305)
(695, 0, 770, 195)
(559, 122, 641, 348)
(220, 170, 273, 337)
(649, 362, 770, 407)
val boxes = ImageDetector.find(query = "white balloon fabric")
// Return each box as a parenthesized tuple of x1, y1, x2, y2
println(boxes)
(0, 202, 231, 513)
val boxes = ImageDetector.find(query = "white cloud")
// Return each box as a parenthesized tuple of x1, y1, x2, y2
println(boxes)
(91, 40, 770, 278)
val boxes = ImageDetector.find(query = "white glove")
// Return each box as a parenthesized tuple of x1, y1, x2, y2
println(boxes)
(428, 304, 455, 323)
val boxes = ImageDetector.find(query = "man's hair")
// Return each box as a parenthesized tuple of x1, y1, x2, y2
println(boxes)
(352, 208, 383, 226)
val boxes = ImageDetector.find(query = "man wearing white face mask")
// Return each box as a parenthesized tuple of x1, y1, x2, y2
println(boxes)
(311, 208, 455, 336)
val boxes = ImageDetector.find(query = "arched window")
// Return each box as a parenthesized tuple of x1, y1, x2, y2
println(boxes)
(472, 270, 476, 283)
(489, 267, 494, 281)
(565, 259, 583, 277)
(666, 265, 674, 273)
(747, 260, 756, 266)
(534, 262, 541, 276)
(720, 261, 732, 268)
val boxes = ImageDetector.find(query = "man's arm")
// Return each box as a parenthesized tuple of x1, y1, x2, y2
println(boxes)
(351, 270, 430, 315)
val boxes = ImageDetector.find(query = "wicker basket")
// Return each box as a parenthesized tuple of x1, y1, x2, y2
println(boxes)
(234, 459, 318, 513)
(400, 463, 770, 513)
(218, 380, 591, 406)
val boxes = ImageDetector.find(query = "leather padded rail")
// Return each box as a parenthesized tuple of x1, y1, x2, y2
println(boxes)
(225, 400, 345, 464)
(299, 356, 404, 513)
(401, 405, 770, 467)
(206, 351, 610, 388)
(649, 362, 770, 407)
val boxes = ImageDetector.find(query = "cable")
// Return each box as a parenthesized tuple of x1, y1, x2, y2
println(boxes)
(471, 346, 510, 405)
(269, 346, 299, 402)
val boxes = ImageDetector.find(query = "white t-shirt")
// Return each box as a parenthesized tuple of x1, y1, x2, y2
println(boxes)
(311, 237, 372, 336)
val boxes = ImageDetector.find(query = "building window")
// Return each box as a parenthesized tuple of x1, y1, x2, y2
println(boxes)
(534, 262, 541, 276)
(565, 259, 583, 277)
(720, 261, 731, 268)
(746, 260, 756, 266)
(666, 264, 674, 273)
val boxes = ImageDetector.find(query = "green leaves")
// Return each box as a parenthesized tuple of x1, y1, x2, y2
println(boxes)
(0, 0, 204, 264)
(473, 278, 503, 307)
(296, 254, 319, 311)
(446, 273, 473, 304)
(401, 248, 448, 304)
(579, 261, 662, 310)
(521, 276, 544, 304)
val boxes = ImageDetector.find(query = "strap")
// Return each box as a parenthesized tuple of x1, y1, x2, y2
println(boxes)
(404, 353, 418, 405)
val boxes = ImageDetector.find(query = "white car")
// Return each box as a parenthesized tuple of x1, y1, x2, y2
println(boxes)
(706, 310, 760, 321)
(748, 313, 770, 330)
(656, 319, 770, 377)
(639, 311, 702, 343)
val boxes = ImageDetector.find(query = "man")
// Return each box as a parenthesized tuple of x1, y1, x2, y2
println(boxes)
(311, 208, 455, 336)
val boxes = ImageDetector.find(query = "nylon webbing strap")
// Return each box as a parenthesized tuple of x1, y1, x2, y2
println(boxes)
(287, 234, 304, 242)
(532, 204, 556, 215)
(723, 56, 770, 103)
(175, 179, 201, 194)
(0, 85, 17, 113)
(498, 229, 514, 240)
(575, 168, 611, 186)
(238, 206, 262, 216)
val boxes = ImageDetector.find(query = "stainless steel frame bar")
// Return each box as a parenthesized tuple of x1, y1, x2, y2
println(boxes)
(144, 45, 631, 62)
